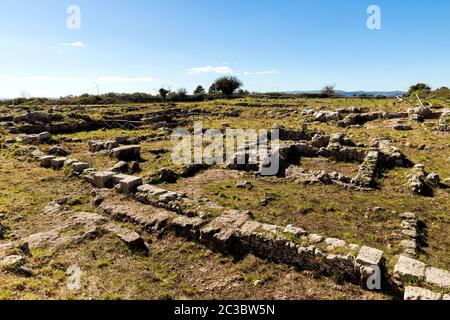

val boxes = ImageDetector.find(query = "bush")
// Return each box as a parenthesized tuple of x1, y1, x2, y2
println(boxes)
(212, 76, 243, 97)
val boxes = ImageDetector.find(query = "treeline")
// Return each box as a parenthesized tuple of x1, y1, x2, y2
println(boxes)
(1, 76, 250, 106)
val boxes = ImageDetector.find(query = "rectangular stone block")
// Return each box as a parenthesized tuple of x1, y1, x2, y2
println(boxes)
(64, 159, 78, 167)
(356, 246, 384, 267)
(394, 255, 426, 282)
(72, 162, 89, 173)
(404, 286, 441, 300)
(109, 145, 141, 161)
(112, 173, 130, 184)
(51, 157, 67, 169)
(39, 155, 55, 168)
(93, 171, 115, 188)
(119, 176, 143, 194)
(425, 267, 450, 289)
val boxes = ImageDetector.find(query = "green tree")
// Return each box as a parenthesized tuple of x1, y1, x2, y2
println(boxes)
(193, 85, 206, 96)
(321, 84, 337, 97)
(208, 84, 218, 95)
(407, 83, 431, 96)
(212, 76, 243, 97)
(159, 88, 170, 104)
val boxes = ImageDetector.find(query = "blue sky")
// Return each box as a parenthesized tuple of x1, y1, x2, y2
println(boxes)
(0, 0, 449, 98)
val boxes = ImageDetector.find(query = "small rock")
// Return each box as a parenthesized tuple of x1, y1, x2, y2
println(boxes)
(308, 234, 324, 244)
(400, 212, 417, 220)
(283, 224, 306, 237)
(49, 145, 69, 156)
(17, 266, 33, 277)
(394, 124, 412, 131)
(66, 264, 82, 291)
(130, 161, 141, 174)
(404, 286, 441, 300)
(0, 255, 25, 269)
(236, 180, 252, 189)
(325, 238, 346, 251)
(158, 167, 179, 183)
(109, 161, 129, 173)
(10, 232, 22, 240)
(426, 173, 440, 185)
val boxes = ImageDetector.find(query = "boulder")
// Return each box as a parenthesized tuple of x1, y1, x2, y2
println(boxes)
(158, 167, 179, 183)
(108, 161, 129, 173)
(49, 145, 69, 156)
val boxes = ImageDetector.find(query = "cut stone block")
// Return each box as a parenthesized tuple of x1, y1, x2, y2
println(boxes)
(308, 233, 324, 244)
(443, 294, 450, 300)
(72, 162, 89, 173)
(404, 286, 441, 300)
(159, 192, 178, 203)
(137, 184, 168, 196)
(283, 224, 307, 237)
(0, 255, 25, 269)
(112, 173, 130, 184)
(119, 176, 143, 194)
(400, 212, 417, 220)
(356, 246, 384, 267)
(37, 131, 51, 141)
(93, 171, 115, 188)
(64, 159, 78, 167)
(104, 223, 148, 252)
(325, 237, 346, 251)
(51, 157, 67, 169)
(39, 155, 55, 168)
(394, 255, 426, 282)
(109, 145, 141, 161)
(425, 267, 450, 288)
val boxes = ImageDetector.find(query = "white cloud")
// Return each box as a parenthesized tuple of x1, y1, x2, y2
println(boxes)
(97, 76, 154, 82)
(187, 65, 233, 75)
(241, 70, 280, 76)
(61, 41, 85, 48)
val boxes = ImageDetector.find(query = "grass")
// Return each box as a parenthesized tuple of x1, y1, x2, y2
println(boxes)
(1, 96, 448, 299)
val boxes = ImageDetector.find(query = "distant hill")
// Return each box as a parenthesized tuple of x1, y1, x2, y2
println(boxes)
(285, 90, 405, 97)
